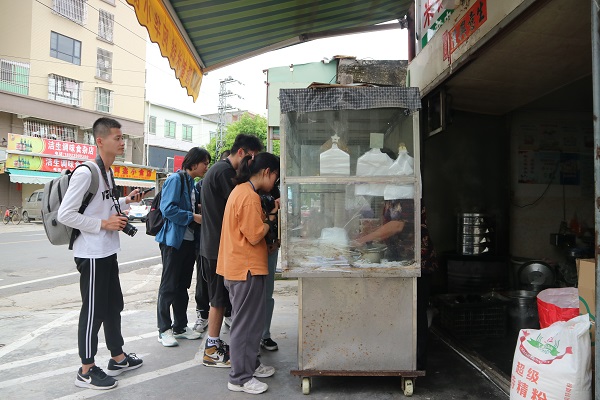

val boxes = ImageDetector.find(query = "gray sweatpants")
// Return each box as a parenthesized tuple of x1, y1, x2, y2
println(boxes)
(225, 272, 266, 385)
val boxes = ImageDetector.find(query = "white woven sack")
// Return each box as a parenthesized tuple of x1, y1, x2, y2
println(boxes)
(509, 314, 592, 400)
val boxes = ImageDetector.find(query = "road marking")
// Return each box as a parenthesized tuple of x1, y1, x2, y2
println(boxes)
(0, 239, 47, 245)
(0, 329, 155, 371)
(0, 353, 149, 389)
(0, 310, 79, 360)
(0, 256, 161, 290)
(55, 359, 200, 400)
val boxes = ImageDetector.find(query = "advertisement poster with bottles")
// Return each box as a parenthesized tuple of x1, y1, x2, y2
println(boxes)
(7, 133, 96, 160)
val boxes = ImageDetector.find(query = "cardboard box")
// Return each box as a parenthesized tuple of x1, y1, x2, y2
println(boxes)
(578, 258, 596, 350)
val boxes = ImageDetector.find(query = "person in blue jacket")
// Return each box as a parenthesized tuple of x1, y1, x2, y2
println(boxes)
(156, 147, 211, 347)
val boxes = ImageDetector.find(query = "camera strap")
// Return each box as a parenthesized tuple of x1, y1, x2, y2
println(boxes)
(95, 154, 122, 214)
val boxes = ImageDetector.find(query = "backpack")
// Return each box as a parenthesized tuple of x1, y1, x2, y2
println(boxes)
(146, 171, 186, 236)
(41, 161, 100, 249)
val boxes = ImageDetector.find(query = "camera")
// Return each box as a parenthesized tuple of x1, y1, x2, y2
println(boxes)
(260, 194, 276, 215)
(119, 214, 138, 237)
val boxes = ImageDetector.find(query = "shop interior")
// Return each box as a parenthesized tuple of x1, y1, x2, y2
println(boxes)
(421, 0, 594, 378)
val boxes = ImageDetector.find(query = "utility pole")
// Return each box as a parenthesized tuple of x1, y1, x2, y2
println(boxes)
(217, 76, 243, 159)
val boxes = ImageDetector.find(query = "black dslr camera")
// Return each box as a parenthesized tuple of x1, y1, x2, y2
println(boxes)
(120, 214, 138, 237)
(260, 184, 279, 245)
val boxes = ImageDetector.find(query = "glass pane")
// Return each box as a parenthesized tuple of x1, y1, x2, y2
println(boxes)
(57, 36, 73, 57)
(285, 183, 416, 270)
(50, 32, 58, 51)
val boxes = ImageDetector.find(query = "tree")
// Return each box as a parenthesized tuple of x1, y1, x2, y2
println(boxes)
(206, 113, 279, 161)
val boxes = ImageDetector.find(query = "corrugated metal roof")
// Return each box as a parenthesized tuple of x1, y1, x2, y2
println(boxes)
(168, 0, 412, 71)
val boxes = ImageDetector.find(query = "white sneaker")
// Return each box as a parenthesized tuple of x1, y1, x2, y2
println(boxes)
(158, 329, 178, 347)
(173, 326, 202, 340)
(224, 316, 233, 327)
(253, 363, 275, 378)
(193, 316, 208, 333)
(228, 377, 268, 394)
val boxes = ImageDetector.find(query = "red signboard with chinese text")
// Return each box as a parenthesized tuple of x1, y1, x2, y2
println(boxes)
(112, 165, 157, 181)
(7, 133, 96, 160)
(444, 0, 487, 59)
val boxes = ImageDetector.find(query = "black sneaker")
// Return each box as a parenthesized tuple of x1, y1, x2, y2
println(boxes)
(75, 366, 117, 390)
(261, 338, 278, 351)
(106, 353, 143, 376)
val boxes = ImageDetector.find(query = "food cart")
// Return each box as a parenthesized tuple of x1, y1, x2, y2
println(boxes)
(279, 86, 423, 396)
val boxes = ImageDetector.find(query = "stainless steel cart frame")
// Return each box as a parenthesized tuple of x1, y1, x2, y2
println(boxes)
(279, 87, 423, 396)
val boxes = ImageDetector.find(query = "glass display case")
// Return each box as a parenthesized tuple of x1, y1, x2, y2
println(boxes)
(279, 87, 422, 278)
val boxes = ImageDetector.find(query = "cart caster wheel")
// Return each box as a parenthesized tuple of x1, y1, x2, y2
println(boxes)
(302, 377, 311, 395)
(402, 377, 414, 397)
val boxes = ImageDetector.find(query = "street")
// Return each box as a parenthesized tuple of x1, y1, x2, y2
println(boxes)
(0, 222, 508, 399)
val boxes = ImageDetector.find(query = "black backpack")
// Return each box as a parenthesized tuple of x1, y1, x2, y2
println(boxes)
(145, 172, 185, 236)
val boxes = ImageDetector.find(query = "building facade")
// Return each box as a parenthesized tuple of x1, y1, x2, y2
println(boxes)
(0, 0, 149, 208)
(144, 101, 217, 172)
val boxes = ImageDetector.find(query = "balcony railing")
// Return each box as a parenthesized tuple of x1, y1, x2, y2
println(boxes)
(0, 59, 29, 95)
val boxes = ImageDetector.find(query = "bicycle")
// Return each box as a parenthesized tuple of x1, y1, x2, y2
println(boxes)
(3, 206, 22, 225)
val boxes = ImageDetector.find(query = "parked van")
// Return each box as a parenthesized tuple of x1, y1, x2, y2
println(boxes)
(22, 189, 43, 222)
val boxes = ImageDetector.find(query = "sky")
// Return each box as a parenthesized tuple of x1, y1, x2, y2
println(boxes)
(145, 26, 409, 118)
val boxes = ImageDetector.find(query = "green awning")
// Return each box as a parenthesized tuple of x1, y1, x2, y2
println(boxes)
(128, 0, 411, 100)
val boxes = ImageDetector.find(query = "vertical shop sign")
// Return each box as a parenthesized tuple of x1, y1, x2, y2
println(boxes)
(445, 0, 487, 57)
(420, 0, 454, 49)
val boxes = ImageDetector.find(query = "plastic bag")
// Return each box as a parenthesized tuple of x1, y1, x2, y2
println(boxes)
(355, 148, 393, 196)
(383, 148, 414, 200)
(509, 314, 592, 400)
(320, 142, 350, 176)
(537, 287, 579, 329)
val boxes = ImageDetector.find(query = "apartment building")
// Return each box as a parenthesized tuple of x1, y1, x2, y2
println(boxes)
(145, 101, 218, 172)
(0, 0, 150, 208)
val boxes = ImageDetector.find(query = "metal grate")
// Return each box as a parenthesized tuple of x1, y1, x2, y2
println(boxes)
(48, 74, 82, 106)
(98, 9, 114, 42)
(436, 293, 508, 340)
(96, 48, 112, 81)
(23, 119, 77, 142)
(52, 0, 88, 25)
(0, 59, 29, 95)
(95, 87, 113, 113)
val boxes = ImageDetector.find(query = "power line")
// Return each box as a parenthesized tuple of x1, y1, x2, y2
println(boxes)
(85, 0, 148, 43)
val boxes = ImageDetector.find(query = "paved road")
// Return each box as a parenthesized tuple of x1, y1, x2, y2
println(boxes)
(0, 222, 509, 399)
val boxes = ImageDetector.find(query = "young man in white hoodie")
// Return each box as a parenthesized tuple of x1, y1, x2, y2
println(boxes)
(58, 117, 144, 390)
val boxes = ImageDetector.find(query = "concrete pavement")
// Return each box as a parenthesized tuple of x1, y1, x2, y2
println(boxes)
(0, 222, 509, 399)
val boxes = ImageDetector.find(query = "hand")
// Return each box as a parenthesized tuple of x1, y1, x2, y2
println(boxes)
(269, 198, 281, 215)
(101, 214, 129, 231)
(193, 213, 202, 224)
(127, 189, 141, 204)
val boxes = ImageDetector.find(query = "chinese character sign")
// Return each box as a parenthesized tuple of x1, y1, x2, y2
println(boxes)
(7, 154, 85, 172)
(445, 0, 487, 57)
(113, 165, 156, 181)
(7, 133, 96, 160)
(419, 0, 454, 48)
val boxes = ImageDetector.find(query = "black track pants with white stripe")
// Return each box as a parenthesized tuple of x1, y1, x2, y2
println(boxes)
(76, 255, 125, 365)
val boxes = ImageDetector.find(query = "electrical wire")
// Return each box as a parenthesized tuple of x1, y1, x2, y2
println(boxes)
(512, 155, 561, 208)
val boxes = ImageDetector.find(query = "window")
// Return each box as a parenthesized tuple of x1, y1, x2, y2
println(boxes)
(165, 120, 176, 138)
(50, 32, 81, 65)
(24, 119, 76, 142)
(96, 48, 112, 81)
(98, 10, 114, 42)
(52, 0, 87, 25)
(48, 74, 82, 106)
(0, 59, 29, 95)
(149, 116, 156, 134)
(95, 87, 113, 113)
(83, 130, 95, 145)
(182, 125, 193, 141)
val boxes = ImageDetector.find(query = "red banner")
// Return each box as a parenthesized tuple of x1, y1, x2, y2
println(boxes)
(447, 0, 487, 55)
(7, 133, 96, 160)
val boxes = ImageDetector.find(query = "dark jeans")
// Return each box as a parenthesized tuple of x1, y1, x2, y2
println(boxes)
(158, 240, 195, 333)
